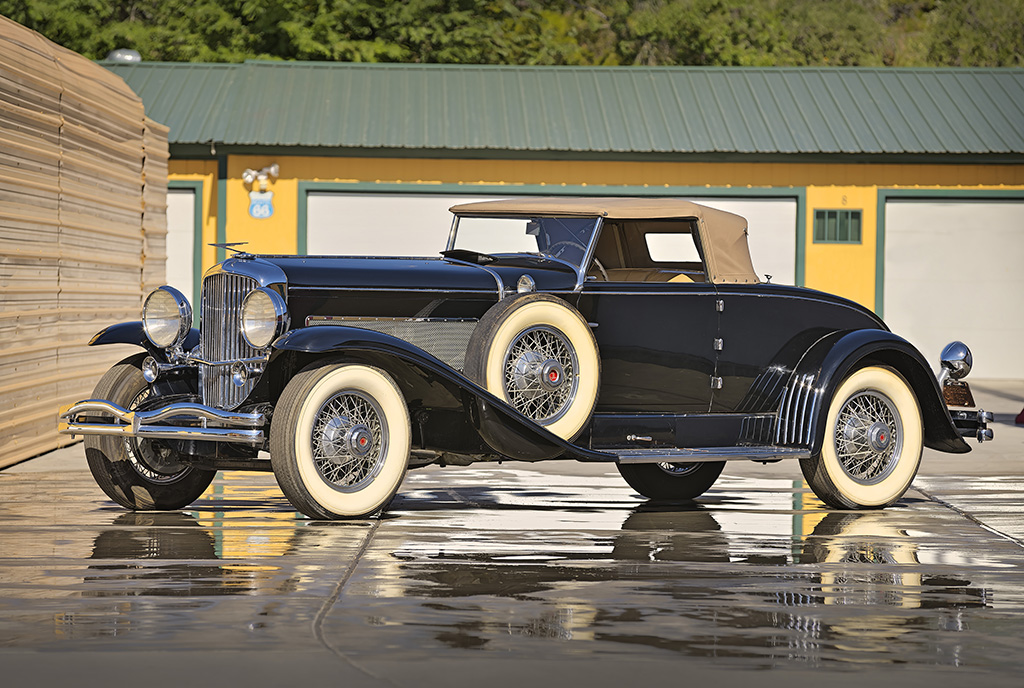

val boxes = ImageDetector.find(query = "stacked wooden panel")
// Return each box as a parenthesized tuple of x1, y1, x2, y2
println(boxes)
(0, 17, 167, 468)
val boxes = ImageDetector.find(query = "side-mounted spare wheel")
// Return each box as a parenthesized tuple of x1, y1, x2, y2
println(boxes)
(85, 353, 216, 511)
(464, 293, 600, 441)
(270, 361, 411, 519)
(801, 365, 923, 509)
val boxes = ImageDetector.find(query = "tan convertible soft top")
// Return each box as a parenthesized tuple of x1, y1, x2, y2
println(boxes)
(449, 197, 759, 284)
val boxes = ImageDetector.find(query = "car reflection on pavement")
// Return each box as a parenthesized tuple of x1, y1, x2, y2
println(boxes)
(1, 469, 1021, 673)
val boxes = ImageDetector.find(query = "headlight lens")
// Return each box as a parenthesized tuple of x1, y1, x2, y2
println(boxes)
(241, 288, 288, 349)
(142, 286, 191, 349)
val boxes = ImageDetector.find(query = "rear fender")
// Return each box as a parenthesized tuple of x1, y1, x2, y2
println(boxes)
(272, 326, 609, 462)
(779, 329, 969, 455)
(89, 321, 200, 362)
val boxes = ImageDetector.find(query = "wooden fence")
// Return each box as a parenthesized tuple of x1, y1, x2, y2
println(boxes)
(0, 17, 167, 468)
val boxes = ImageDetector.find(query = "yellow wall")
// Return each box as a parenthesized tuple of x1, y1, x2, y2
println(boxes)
(804, 186, 878, 308)
(170, 155, 1024, 311)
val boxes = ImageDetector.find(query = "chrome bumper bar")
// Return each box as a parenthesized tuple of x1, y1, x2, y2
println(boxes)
(58, 400, 265, 445)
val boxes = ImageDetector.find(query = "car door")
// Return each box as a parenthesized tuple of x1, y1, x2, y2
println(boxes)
(576, 281, 720, 416)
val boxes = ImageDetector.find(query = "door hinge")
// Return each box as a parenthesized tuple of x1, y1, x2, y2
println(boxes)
(714, 338, 723, 351)
(711, 376, 723, 389)
(716, 299, 724, 312)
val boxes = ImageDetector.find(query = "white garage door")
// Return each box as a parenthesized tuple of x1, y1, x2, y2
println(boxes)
(166, 188, 197, 305)
(307, 192, 797, 284)
(687, 197, 797, 285)
(884, 199, 1024, 379)
(307, 193, 500, 256)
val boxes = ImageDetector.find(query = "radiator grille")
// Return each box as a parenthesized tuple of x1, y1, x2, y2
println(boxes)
(200, 272, 260, 409)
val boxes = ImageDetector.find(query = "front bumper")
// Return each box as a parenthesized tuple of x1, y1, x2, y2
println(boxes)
(58, 400, 265, 445)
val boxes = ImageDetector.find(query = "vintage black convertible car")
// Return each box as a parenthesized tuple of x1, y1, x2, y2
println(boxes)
(60, 198, 992, 519)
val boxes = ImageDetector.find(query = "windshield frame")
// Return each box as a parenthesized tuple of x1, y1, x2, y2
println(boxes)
(446, 213, 604, 291)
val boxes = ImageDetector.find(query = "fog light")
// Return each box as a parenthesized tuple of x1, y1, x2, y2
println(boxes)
(230, 361, 249, 387)
(141, 356, 159, 383)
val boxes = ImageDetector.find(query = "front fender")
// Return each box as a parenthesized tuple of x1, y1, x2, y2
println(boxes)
(89, 321, 200, 361)
(273, 326, 610, 462)
(779, 329, 969, 455)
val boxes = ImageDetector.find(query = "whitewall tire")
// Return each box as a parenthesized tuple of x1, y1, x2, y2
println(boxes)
(465, 294, 600, 441)
(800, 366, 923, 509)
(271, 362, 411, 519)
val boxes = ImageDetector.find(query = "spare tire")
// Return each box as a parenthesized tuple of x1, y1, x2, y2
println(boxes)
(464, 293, 600, 441)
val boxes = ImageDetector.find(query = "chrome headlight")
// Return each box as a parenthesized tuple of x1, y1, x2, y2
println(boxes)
(142, 286, 192, 349)
(241, 287, 289, 349)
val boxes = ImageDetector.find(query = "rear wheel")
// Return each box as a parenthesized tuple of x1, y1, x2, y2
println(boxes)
(800, 366, 923, 509)
(617, 461, 725, 501)
(85, 354, 215, 511)
(270, 362, 410, 519)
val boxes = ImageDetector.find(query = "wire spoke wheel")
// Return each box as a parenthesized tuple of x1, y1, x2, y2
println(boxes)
(800, 366, 923, 510)
(503, 325, 578, 424)
(310, 390, 387, 492)
(833, 390, 903, 485)
(84, 353, 215, 511)
(464, 294, 600, 442)
(271, 362, 410, 520)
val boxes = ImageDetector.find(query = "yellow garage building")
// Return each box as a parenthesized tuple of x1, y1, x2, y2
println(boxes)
(106, 62, 1024, 378)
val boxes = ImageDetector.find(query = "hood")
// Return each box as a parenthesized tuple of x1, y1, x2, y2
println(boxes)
(255, 255, 578, 293)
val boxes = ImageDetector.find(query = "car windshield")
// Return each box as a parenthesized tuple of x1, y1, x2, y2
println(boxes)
(449, 216, 600, 269)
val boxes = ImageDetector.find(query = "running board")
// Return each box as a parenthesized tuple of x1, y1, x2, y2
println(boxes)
(614, 446, 811, 464)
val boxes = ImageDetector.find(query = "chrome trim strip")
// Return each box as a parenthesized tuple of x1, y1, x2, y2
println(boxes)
(305, 316, 478, 326)
(575, 216, 603, 292)
(186, 355, 268, 367)
(441, 255, 506, 300)
(615, 446, 811, 464)
(289, 286, 496, 294)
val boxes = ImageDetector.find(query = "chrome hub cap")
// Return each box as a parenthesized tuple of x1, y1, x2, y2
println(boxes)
(834, 391, 903, 485)
(503, 326, 578, 424)
(312, 391, 387, 492)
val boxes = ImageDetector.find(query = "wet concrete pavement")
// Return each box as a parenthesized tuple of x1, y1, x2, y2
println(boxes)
(2, 382, 1024, 687)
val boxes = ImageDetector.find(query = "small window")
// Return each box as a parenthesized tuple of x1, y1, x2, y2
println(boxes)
(645, 233, 702, 262)
(813, 209, 862, 243)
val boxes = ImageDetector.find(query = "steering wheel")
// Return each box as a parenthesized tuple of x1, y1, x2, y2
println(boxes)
(546, 240, 587, 261)
(591, 257, 609, 281)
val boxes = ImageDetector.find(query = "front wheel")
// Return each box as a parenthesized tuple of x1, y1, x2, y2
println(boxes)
(270, 362, 411, 519)
(800, 366, 923, 509)
(617, 461, 725, 501)
(85, 354, 216, 511)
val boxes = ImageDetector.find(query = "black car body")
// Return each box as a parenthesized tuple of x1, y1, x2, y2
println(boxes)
(60, 198, 992, 518)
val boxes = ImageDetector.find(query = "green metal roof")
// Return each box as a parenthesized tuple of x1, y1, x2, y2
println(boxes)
(104, 61, 1024, 158)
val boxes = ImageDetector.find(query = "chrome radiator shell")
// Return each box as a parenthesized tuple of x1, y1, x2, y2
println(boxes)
(200, 272, 261, 409)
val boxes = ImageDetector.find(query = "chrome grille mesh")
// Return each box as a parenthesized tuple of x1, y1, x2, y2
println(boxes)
(306, 317, 476, 370)
(201, 272, 260, 409)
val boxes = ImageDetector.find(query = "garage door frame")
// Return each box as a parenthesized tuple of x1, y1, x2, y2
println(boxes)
(297, 181, 808, 286)
(167, 179, 205, 322)
(875, 188, 1024, 317)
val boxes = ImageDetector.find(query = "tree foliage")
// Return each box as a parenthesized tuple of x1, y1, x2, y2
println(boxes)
(2, 0, 1021, 66)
